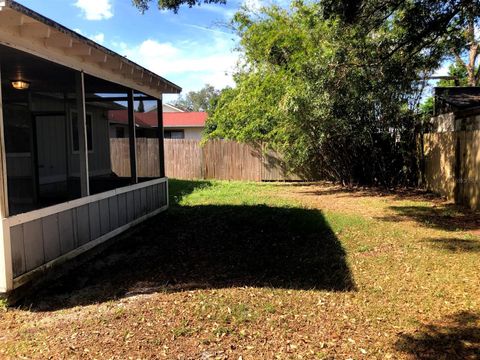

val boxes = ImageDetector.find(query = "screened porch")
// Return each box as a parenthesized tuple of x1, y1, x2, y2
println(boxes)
(0, 0, 181, 293)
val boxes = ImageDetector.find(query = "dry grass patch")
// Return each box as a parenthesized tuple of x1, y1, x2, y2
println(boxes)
(0, 180, 479, 359)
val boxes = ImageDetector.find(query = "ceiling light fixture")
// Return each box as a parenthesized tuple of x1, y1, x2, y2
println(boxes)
(11, 80, 30, 90)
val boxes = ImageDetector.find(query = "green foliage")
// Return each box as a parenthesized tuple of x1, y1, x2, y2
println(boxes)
(172, 84, 220, 112)
(0, 297, 7, 310)
(444, 2, 480, 86)
(132, 0, 226, 13)
(420, 61, 471, 120)
(420, 96, 434, 118)
(437, 62, 470, 87)
(207, 2, 443, 185)
(131, 0, 478, 185)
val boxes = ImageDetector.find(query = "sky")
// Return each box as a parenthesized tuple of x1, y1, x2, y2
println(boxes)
(12, 0, 468, 104)
(15, 0, 263, 102)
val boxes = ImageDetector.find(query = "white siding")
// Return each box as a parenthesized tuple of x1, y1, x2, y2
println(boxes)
(184, 127, 203, 140)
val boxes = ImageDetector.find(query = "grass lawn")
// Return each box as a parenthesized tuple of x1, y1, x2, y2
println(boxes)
(0, 179, 479, 359)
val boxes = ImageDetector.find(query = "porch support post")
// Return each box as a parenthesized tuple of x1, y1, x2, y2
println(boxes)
(0, 65, 13, 292)
(157, 97, 165, 178)
(127, 89, 138, 183)
(76, 71, 90, 197)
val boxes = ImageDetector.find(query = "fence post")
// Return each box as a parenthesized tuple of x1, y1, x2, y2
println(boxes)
(127, 89, 138, 184)
(156, 98, 165, 178)
(260, 142, 264, 181)
(200, 140, 205, 180)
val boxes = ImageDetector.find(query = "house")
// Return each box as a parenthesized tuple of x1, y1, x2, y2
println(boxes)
(108, 110, 207, 140)
(162, 103, 184, 113)
(0, 1, 181, 295)
(162, 112, 207, 140)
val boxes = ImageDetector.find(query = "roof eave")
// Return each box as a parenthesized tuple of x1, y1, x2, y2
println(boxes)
(0, 0, 181, 97)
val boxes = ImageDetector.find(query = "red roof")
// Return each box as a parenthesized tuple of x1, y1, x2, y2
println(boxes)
(108, 110, 207, 128)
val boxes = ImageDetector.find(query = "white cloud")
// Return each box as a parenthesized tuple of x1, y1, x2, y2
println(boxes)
(433, 63, 450, 77)
(111, 41, 128, 51)
(91, 33, 105, 44)
(197, 4, 237, 20)
(243, 0, 262, 11)
(111, 34, 238, 92)
(74, 0, 113, 20)
(73, 28, 106, 44)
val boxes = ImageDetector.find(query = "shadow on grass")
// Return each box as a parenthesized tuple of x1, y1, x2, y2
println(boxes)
(422, 238, 480, 253)
(396, 311, 480, 360)
(379, 205, 480, 232)
(22, 182, 355, 311)
(290, 183, 439, 201)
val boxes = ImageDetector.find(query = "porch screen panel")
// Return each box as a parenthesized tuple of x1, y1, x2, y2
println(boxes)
(8, 179, 168, 278)
(3, 103, 36, 215)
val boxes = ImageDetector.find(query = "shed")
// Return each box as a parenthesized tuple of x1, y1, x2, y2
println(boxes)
(0, 1, 181, 294)
(423, 87, 480, 209)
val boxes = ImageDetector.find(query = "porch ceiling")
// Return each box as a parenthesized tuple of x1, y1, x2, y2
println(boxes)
(0, 0, 181, 98)
(0, 44, 130, 95)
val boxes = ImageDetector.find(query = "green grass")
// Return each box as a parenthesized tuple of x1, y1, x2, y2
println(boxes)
(170, 179, 298, 208)
(0, 298, 7, 311)
(1, 179, 479, 359)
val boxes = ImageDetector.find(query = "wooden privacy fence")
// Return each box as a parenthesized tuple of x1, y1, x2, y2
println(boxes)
(423, 130, 480, 210)
(110, 138, 300, 181)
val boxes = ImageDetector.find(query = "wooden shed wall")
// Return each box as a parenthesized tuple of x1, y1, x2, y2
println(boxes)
(423, 112, 480, 210)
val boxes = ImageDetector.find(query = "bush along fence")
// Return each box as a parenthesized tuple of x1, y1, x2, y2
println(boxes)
(110, 138, 300, 181)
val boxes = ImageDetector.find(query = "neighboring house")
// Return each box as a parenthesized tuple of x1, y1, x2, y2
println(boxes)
(0, 1, 180, 294)
(162, 103, 184, 113)
(143, 102, 184, 113)
(163, 112, 207, 140)
(108, 110, 207, 140)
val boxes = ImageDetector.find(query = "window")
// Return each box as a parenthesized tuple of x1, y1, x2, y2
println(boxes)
(164, 130, 184, 139)
(71, 111, 93, 152)
(116, 126, 125, 138)
(171, 131, 185, 139)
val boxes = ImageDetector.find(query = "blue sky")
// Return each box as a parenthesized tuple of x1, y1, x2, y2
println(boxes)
(14, 0, 460, 104)
(15, 0, 261, 101)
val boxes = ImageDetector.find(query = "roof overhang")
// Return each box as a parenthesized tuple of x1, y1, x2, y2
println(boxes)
(0, 0, 181, 98)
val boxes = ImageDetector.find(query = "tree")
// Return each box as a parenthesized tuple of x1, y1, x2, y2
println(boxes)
(135, 0, 478, 184)
(206, 1, 476, 185)
(448, 3, 480, 85)
(420, 61, 471, 119)
(132, 0, 225, 13)
(172, 84, 220, 112)
(137, 99, 145, 113)
(434, 62, 469, 87)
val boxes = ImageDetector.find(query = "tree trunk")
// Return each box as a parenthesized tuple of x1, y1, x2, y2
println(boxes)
(453, 13, 479, 86)
(466, 17, 478, 86)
